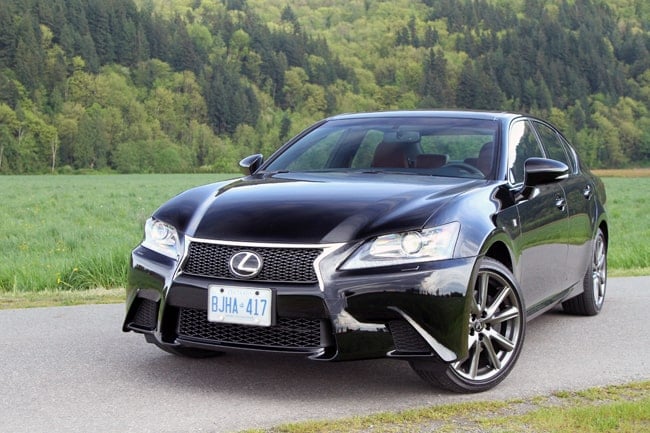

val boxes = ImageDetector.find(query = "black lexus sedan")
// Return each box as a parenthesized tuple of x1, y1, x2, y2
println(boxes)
(123, 111, 608, 392)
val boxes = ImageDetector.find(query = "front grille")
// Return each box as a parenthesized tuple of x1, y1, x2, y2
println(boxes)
(178, 308, 324, 350)
(182, 242, 322, 283)
(388, 320, 431, 353)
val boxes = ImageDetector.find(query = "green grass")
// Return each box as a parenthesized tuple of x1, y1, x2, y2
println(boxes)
(0, 288, 125, 309)
(602, 177, 650, 274)
(237, 381, 650, 433)
(0, 174, 237, 294)
(0, 173, 647, 302)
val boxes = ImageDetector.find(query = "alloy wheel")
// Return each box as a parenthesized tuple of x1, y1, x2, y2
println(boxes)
(592, 231, 607, 309)
(452, 267, 523, 383)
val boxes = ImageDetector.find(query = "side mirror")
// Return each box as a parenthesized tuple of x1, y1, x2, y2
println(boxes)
(239, 154, 263, 175)
(524, 157, 569, 187)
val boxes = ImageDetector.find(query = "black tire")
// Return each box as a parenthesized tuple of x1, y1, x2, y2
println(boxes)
(410, 258, 526, 393)
(562, 228, 607, 316)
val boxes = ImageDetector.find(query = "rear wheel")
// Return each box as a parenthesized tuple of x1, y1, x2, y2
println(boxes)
(410, 258, 525, 393)
(562, 228, 607, 316)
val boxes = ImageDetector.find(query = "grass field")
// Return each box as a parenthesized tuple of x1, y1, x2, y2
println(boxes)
(0, 173, 648, 298)
(602, 177, 650, 273)
(0, 174, 237, 294)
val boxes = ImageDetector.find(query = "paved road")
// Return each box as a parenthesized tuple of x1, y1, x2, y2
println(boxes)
(1, 277, 648, 433)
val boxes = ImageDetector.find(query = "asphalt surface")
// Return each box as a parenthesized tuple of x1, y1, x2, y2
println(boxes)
(1, 276, 648, 433)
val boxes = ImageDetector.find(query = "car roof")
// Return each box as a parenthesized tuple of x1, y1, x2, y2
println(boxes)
(326, 110, 523, 122)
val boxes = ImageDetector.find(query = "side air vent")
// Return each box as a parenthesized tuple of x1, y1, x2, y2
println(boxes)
(127, 298, 158, 331)
(388, 320, 432, 354)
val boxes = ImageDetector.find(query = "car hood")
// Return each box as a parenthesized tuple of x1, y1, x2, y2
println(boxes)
(155, 172, 486, 244)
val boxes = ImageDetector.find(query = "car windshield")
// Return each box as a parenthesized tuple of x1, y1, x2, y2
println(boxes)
(264, 116, 499, 179)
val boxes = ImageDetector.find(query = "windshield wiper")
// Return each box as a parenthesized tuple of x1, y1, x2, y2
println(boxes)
(359, 169, 418, 175)
(259, 169, 290, 175)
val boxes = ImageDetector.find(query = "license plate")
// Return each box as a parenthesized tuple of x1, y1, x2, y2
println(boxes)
(207, 286, 273, 327)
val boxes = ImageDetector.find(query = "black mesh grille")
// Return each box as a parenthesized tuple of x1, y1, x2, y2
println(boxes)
(182, 242, 322, 283)
(129, 298, 158, 331)
(388, 320, 431, 353)
(178, 308, 323, 350)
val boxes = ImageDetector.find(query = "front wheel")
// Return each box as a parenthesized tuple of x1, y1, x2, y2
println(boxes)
(410, 258, 526, 393)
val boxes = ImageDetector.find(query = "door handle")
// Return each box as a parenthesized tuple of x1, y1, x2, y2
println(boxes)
(583, 184, 593, 199)
(555, 195, 567, 211)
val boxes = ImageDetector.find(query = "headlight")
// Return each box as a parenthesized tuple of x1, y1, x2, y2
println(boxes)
(341, 222, 460, 270)
(141, 218, 180, 259)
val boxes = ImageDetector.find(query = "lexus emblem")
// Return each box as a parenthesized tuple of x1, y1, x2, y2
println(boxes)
(229, 251, 263, 279)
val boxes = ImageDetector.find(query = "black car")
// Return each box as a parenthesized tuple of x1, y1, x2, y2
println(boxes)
(123, 111, 608, 392)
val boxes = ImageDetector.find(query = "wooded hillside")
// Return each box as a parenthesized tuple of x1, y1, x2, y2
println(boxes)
(0, 0, 649, 173)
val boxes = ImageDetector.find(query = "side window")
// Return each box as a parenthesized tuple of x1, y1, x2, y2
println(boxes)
(508, 120, 544, 184)
(560, 136, 579, 172)
(533, 121, 575, 172)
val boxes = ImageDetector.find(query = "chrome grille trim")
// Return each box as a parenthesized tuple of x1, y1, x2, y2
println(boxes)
(180, 237, 345, 291)
(185, 244, 321, 282)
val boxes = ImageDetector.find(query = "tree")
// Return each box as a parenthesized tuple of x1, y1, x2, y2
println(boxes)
(186, 120, 217, 167)
(54, 102, 84, 168)
(34, 117, 59, 173)
(229, 29, 251, 61)
(0, 0, 649, 173)
(455, 59, 479, 108)
(279, 114, 291, 142)
(280, 5, 301, 34)
(170, 17, 199, 73)
(282, 67, 309, 110)
(87, 0, 114, 64)
(590, 107, 627, 168)
(0, 6, 16, 69)
(408, 16, 420, 48)
(205, 63, 259, 134)
(14, 15, 44, 92)
(72, 104, 123, 169)
(0, 103, 20, 171)
(420, 49, 452, 107)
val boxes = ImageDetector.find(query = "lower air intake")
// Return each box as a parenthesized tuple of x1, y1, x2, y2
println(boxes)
(178, 308, 324, 351)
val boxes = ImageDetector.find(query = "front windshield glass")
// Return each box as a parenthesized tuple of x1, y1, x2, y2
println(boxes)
(264, 116, 499, 179)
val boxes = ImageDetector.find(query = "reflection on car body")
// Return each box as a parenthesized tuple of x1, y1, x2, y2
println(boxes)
(124, 111, 608, 392)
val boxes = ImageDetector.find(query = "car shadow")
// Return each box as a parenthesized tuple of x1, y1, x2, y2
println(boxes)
(125, 340, 449, 399)
(120, 305, 585, 401)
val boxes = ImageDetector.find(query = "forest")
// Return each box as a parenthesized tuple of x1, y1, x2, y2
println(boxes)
(0, 0, 649, 174)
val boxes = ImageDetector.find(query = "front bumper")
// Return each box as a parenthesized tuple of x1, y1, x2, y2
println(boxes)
(124, 244, 476, 363)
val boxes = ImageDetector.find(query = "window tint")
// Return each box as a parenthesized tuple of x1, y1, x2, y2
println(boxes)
(533, 121, 575, 172)
(350, 130, 383, 168)
(560, 136, 579, 171)
(419, 135, 493, 161)
(282, 128, 344, 170)
(264, 117, 499, 179)
(508, 120, 544, 184)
